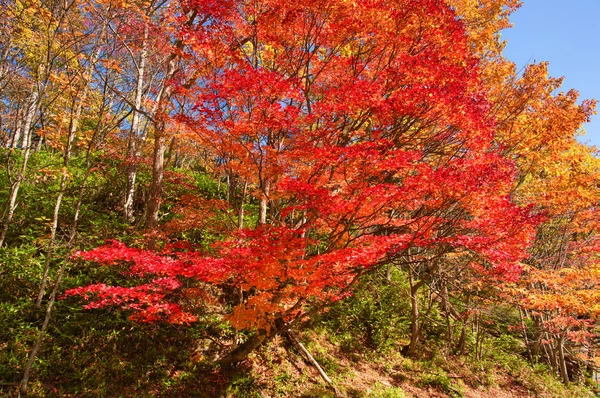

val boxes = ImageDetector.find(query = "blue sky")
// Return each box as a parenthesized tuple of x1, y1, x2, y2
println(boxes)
(500, 0, 600, 148)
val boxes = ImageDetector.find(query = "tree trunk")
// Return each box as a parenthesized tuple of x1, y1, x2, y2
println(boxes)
(518, 306, 533, 362)
(217, 329, 269, 368)
(145, 90, 170, 230)
(286, 329, 343, 397)
(407, 269, 423, 357)
(20, 108, 32, 149)
(557, 336, 570, 384)
(146, 132, 165, 229)
(0, 90, 39, 248)
(145, 10, 197, 230)
(165, 136, 176, 169)
(124, 21, 149, 223)
(238, 180, 247, 229)
(8, 104, 23, 148)
(441, 283, 453, 345)
(259, 179, 270, 225)
(456, 318, 467, 356)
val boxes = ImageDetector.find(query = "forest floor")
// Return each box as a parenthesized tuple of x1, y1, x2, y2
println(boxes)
(212, 330, 596, 398)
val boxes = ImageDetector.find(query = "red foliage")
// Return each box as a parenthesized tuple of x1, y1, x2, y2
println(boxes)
(65, 0, 541, 332)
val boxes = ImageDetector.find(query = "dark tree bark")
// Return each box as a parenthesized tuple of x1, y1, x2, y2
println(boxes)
(217, 329, 269, 368)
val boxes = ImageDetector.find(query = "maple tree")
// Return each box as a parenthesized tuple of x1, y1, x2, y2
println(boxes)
(63, 0, 541, 366)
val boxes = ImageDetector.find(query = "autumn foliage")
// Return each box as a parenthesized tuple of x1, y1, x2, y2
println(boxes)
(2, 0, 598, 390)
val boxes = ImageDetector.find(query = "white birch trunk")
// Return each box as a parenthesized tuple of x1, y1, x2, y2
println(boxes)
(0, 89, 39, 247)
(124, 22, 149, 223)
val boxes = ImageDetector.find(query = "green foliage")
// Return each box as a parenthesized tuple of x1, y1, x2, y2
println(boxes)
(299, 387, 337, 398)
(0, 246, 43, 301)
(0, 246, 46, 386)
(225, 374, 262, 397)
(473, 336, 593, 397)
(320, 267, 411, 353)
(194, 170, 224, 199)
(418, 371, 454, 395)
(367, 383, 406, 398)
